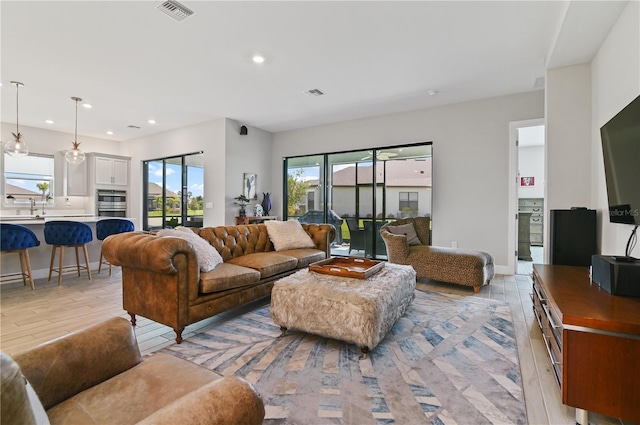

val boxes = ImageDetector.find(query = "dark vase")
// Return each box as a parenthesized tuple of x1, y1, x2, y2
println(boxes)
(261, 193, 272, 215)
(239, 207, 246, 217)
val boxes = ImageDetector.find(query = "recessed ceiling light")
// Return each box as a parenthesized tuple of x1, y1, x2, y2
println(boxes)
(148, 119, 156, 124)
(252, 55, 265, 64)
(45, 119, 54, 124)
(82, 103, 92, 109)
(106, 131, 114, 135)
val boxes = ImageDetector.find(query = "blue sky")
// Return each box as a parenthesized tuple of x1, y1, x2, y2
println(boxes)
(148, 162, 204, 197)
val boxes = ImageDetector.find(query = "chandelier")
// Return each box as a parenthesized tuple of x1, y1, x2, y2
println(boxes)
(4, 81, 29, 157)
(65, 96, 86, 164)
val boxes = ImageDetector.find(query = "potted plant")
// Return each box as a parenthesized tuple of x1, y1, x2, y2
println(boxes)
(234, 195, 250, 217)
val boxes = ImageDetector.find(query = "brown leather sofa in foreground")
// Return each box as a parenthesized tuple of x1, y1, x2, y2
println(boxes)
(1, 317, 264, 425)
(381, 217, 495, 292)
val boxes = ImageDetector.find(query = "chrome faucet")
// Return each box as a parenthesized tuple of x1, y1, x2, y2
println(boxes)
(29, 198, 38, 215)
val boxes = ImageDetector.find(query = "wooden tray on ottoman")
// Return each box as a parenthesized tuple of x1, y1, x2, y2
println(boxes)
(309, 256, 384, 279)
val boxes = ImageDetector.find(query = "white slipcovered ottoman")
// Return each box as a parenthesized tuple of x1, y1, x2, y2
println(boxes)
(270, 263, 416, 355)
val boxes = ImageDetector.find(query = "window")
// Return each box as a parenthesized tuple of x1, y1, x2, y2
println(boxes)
(284, 143, 432, 259)
(4, 153, 55, 202)
(142, 152, 204, 230)
(399, 192, 419, 213)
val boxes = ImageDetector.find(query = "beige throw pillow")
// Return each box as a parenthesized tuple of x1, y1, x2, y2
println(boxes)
(264, 220, 315, 251)
(386, 222, 422, 246)
(157, 228, 223, 272)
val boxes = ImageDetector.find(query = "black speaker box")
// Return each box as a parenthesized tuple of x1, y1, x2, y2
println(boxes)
(591, 255, 640, 297)
(550, 209, 597, 267)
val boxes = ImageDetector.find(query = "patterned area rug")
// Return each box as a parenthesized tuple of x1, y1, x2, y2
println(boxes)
(161, 289, 526, 424)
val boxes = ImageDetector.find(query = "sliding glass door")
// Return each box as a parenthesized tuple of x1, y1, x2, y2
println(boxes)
(142, 152, 204, 230)
(285, 143, 432, 259)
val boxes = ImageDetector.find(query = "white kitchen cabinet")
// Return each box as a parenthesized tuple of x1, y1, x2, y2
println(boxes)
(66, 160, 88, 196)
(94, 156, 128, 186)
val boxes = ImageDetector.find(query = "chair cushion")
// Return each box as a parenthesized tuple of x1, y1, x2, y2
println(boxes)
(44, 221, 93, 245)
(46, 353, 220, 425)
(199, 263, 261, 294)
(386, 222, 421, 246)
(264, 220, 315, 251)
(226, 252, 298, 278)
(0, 224, 40, 251)
(277, 248, 326, 268)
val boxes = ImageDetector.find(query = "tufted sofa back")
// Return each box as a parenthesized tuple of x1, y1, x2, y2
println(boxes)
(192, 225, 274, 262)
(191, 222, 335, 261)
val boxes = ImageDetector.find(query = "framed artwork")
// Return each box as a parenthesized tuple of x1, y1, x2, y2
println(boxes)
(243, 173, 257, 200)
(520, 177, 535, 186)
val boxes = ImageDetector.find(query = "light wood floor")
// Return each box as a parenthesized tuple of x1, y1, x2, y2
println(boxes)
(0, 269, 630, 425)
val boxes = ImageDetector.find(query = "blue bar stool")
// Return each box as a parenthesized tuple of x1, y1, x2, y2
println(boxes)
(44, 221, 93, 285)
(1, 223, 41, 290)
(96, 219, 134, 275)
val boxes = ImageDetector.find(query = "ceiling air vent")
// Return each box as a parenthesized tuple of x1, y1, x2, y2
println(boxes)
(127, 125, 141, 129)
(304, 89, 324, 98)
(156, 0, 194, 23)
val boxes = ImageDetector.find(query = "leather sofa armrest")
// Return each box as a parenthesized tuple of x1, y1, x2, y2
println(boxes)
(13, 318, 142, 411)
(301, 223, 336, 257)
(103, 232, 199, 275)
(136, 376, 265, 425)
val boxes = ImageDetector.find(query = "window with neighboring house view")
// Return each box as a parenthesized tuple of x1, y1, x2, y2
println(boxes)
(284, 143, 432, 259)
(399, 191, 419, 213)
(3, 153, 54, 203)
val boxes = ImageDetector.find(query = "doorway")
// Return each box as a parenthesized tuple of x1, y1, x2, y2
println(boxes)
(514, 122, 545, 275)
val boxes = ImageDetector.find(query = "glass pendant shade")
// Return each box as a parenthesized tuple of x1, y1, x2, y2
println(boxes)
(4, 133, 29, 157)
(4, 81, 29, 157)
(65, 142, 86, 164)
(65, 97, 86, 164)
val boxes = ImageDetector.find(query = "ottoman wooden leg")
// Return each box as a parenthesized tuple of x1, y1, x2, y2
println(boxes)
(280, 326, 288, 336)
(359, 346, 369, 360)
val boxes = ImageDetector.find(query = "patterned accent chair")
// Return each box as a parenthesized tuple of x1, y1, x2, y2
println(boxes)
(96, 219, 135, 275)
(0, 223, 41, 290)
(380, 217, 494, 293)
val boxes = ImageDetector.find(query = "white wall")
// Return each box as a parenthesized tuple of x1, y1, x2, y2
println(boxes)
(591, 0, 640, 258)
(518, 145, 545, 199)
(125, 118, 273, 227)
(545, 63, 593, 212)
(126, 119, 227, 226)
(272, 91, 544, 271)
(224, 120, 273, 225)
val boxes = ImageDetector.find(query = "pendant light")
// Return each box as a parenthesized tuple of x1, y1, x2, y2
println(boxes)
(4, 81, 29, 157)
(65, 96, 86, 164)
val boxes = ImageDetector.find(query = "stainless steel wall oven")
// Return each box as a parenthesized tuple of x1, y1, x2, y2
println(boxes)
(97, 190, 127, 217)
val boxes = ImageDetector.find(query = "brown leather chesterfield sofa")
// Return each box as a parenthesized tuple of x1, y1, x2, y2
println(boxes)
(103, 222, 335, 343)
(380, 217, 494, 292)
(0, 317, 264, 425)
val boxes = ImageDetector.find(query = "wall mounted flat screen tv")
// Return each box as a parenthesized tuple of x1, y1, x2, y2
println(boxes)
(600, 94, 640, 225)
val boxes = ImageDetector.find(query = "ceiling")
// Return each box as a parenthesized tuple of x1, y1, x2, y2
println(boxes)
(0, 1, 628, 142)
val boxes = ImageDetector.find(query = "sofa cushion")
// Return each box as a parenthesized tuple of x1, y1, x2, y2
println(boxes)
(200, 263, 261, 294)
(264, 220, 315, 251)
(226, 252, 298, 279)
(46, 353, 219, 425)
(278, 248, 326, 268)
(157, 228, 223, 272)
(386, 222, 422, 246)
